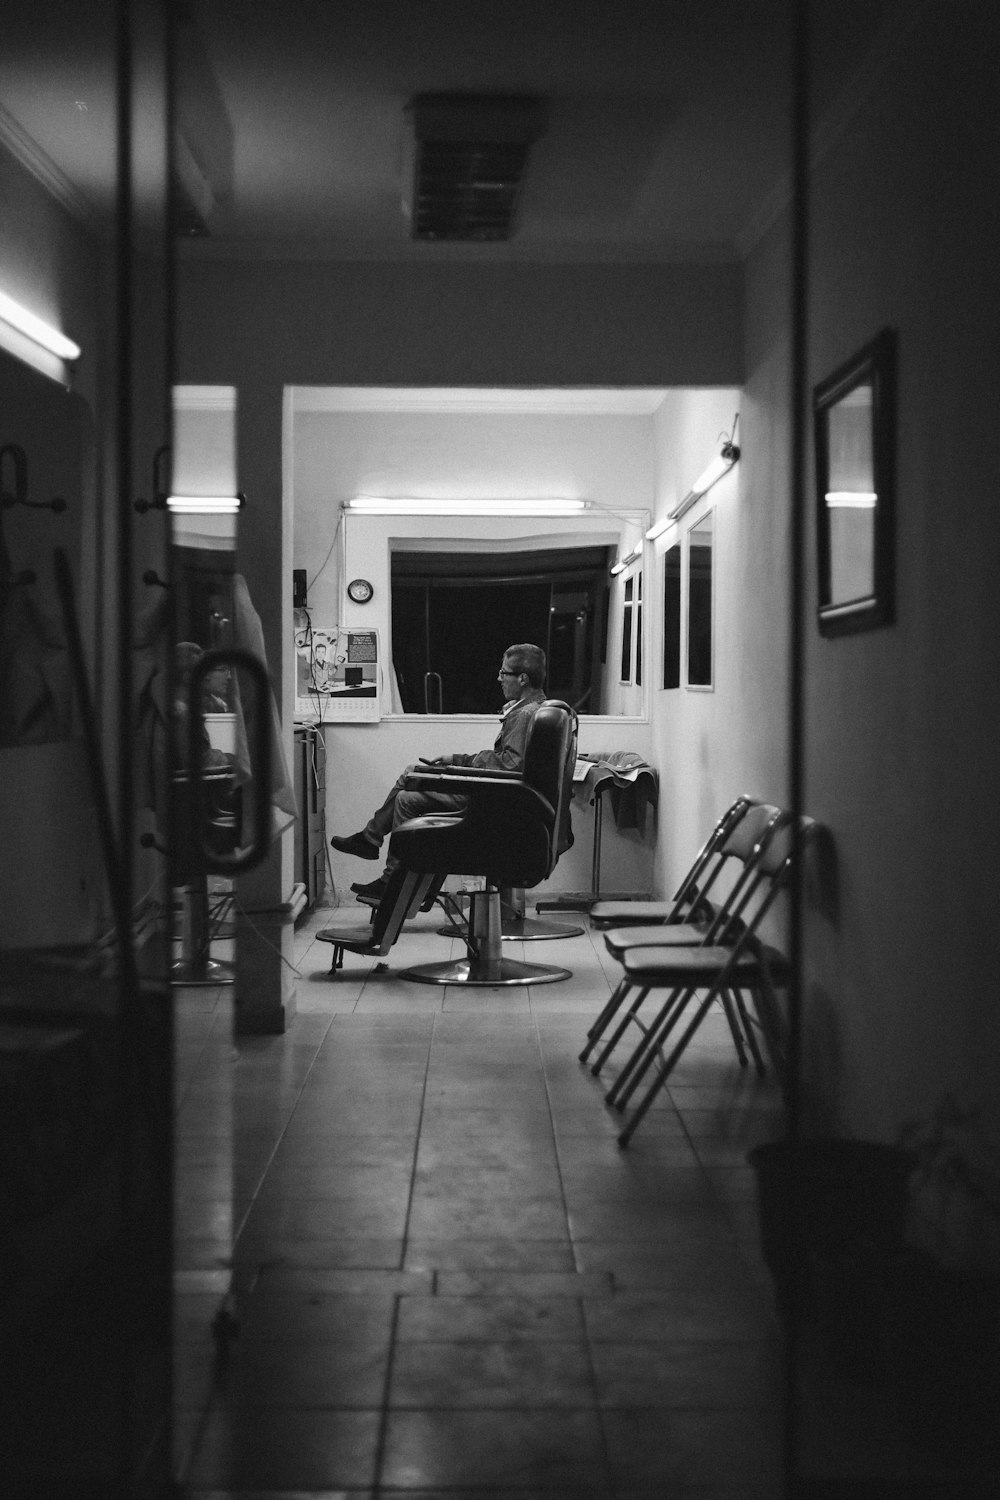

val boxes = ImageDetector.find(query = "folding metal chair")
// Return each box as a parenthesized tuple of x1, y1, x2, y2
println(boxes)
(605, 815, 817, 1147)
(579, 800, 784, 1067)
(588, 793, 758, 930)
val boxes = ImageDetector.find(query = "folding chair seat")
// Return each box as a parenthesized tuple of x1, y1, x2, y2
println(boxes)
(579, 801, 785, 1068)
(589, 794, 757, 930)
(315, 866, 445, 974)
(603, 815, 817, 1147)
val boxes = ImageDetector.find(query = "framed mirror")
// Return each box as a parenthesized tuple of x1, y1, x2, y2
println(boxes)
(813, 328, 896, 636)
(686, 510, 714, 688)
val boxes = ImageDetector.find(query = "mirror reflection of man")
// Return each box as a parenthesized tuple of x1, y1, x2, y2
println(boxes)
(330, 643, 547, 903)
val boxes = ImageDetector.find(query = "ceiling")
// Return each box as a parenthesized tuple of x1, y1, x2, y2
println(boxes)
(0, 0, 896, 263)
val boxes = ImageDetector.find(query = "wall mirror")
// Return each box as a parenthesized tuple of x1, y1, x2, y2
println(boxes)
(661, 542, 681, 690)
(813, 327, 896, 636)
(686, 510, 714, 688)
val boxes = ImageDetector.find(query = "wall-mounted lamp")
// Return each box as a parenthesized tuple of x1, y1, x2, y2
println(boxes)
(0, 289, 81, 385)
(825, 491, 877, 508)
(645, 517, 671, 541)
(343, 497, 590, 517)
(667, 414, 741, 523)
(167, 493, 245, 514)
(610, 541, 643, 576)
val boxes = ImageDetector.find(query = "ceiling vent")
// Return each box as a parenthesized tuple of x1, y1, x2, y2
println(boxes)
(404, 93, 548, 242)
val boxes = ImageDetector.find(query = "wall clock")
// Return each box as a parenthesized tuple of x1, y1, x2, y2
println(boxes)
(347, 577, 374, 604)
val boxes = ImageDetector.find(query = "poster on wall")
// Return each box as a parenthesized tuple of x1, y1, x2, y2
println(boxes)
(294, 620, 381, 721)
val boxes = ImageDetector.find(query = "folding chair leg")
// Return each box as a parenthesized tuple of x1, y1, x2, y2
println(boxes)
(748, 967, 789, 1086)
(718, 987, 750, 1067)
(618, 986, 720, 1148)
(607, 986, 693, 1109)
(730, 985, 767, 1075)
(589, 986, 650, 1077)
(578, 977, 633, 1063)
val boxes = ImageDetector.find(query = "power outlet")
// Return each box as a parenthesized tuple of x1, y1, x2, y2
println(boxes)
(293, 568, 307, 608)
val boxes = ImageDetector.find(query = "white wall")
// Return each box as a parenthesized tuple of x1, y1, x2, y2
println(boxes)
(743, 3, 1000, 1172)
(645, 387, 754, 902)
(289, 396, 661, 899)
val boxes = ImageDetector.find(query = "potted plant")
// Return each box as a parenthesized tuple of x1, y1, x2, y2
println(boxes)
(747, 1136, 915, 1374)
(883, 1096, 1000, 1459)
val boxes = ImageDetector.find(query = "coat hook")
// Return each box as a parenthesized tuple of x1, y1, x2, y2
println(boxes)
(0, 442, 67, 511)
(1, 443, 27, 508)
(135, 444, 172, 512)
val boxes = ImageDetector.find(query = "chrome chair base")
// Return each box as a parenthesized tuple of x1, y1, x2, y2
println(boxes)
(401, 955, 570, 986)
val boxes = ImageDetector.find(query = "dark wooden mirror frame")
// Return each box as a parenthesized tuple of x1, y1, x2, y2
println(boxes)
(813, 327, 897, 637)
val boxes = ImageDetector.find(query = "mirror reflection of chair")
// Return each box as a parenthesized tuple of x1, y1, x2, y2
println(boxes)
(169, 766, 241, 985)
(392, 698, 579, 986)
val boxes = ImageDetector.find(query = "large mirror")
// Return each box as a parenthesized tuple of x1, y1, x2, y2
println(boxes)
(290, 386, 656, 721)
(813, 327, 896, 636)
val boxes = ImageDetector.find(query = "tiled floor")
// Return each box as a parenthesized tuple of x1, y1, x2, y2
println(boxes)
(173, 898, 786, 1497)
(171, 896, 949, 1498)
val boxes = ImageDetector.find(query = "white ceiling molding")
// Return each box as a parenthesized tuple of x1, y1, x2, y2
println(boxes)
(290, 386, 667, 416)
(0, 102, 96, 228)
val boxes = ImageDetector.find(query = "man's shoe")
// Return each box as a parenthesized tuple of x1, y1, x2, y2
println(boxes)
(352, 874, 389, 904)
(330, 830, 380, 860)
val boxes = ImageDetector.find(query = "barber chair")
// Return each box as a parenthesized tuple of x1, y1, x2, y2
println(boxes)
(391, 698, 578, 987)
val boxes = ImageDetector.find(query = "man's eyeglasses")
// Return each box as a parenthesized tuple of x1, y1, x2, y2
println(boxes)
(498, 669, 519, 677)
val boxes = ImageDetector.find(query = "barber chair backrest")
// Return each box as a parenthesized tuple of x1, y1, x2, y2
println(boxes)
(522, 698, 576, 861)
(389, 698, 576, 889)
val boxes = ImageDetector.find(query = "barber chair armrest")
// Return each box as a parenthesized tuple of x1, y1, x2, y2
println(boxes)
(401, 770, 555, 822)
(403, 763, 519, 786)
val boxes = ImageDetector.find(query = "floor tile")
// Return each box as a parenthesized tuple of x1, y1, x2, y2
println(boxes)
(387, 1339, 596, 1408)
(602, 1408, 780, 1492)
(591, 1338, 783, 1407)
(403, 1237, 577, 1273)
(185, 1408, 381, 1489)
(379, 1408, 610, 1492)
(170, 908, 927, 1496)
(396, 1293, 585, 1343)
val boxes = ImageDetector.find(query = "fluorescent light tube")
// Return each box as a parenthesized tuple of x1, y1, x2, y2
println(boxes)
(344, 497, 589, 516)
(167, 494, 243, 514)
(645, 517, 672, 540)
(610, 559, 628, 576)
(689, 452, 733, 496)
(825, 491, 877, 508)
(0, 290, 81, 384)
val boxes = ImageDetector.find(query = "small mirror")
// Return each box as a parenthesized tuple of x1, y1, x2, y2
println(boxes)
(661, 543, 681, 690)
(813, 328, 896, 636)
(687, 511, 714, 688)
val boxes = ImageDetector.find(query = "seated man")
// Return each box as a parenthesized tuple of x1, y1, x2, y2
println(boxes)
(330, 642, 547, 902)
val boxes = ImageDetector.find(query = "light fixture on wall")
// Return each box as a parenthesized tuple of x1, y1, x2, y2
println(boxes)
(664, 413, 741, 524)
(0, 289, 81, 385)
(610, 541, 643, 575)
(167, 493, 245, 514)
(343, 497, 590, 517)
